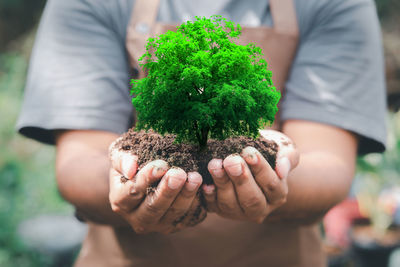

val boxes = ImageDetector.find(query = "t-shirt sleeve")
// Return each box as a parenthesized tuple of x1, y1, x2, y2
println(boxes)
(281, 0, 387, 155)
(16, 0, 133, 144)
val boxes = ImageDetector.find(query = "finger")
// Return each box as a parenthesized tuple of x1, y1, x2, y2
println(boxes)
(129, 168, 187, 233)
(241, 147, 288, 206)
(207, 159, 243, 217)
(110, 160, 168, 213)
(161, 172, 202, 224)
(165, 195, 207, 234)
(259, 129, 300, 173)
(109, 168, 143, 213)
(223, 155, 267, 222)
(276, 157, 292, 180)
(133, 160, 169, 194)
(202, 184, 218, 213)
(110, 146, 138, 179)
(181, 195, 207, 227)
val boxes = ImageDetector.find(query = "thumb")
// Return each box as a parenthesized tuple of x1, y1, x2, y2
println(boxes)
(259, 129, 300, 179)
(276, 157, 292, 180)
(109, 138, 138, 179)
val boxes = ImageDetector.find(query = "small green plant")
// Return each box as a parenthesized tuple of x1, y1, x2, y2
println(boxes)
(131, 15, 280, 149)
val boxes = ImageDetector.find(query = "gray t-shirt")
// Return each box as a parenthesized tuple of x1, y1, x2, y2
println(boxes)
(17, 0, 387, 154)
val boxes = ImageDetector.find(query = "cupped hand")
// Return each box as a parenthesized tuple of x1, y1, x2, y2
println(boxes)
(203, 129, 299, 223)
(108, 141, 206, 234)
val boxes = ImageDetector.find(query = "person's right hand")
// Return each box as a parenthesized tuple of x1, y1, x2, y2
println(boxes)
(108, 141, 206, 234)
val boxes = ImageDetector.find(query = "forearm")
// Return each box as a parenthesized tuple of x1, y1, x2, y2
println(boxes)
(56, 130, 128, 227)
(265, 120, 357, 225)
(267, 150, 355, 225)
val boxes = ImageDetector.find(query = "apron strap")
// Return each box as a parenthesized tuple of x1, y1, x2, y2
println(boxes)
(270, 0, 298, 36)
(126, 0, 161, 74)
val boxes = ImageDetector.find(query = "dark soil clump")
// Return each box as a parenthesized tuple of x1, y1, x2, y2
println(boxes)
(115, 129, 278, 184)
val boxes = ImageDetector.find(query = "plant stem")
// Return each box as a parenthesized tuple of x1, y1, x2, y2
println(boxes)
(193, 121, 209, 150)
(199, 127, 209, 150)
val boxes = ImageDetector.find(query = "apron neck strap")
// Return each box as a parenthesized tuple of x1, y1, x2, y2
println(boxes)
(129, 0, 160, 36)
(270, 0, 298, 35)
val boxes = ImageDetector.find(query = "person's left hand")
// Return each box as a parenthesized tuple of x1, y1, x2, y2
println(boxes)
(202, 129, 299, 223)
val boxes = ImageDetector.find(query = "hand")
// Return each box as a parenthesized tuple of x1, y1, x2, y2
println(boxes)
(202, 129, 299, 223)
(108, 140, 206, 234)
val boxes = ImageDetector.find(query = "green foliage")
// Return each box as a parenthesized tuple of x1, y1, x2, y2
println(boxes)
(0, 44, 71, 266)
(131, 15, 280, 148)
(374, 0, 400, 18)
(0, 0, 46, 51)
(357, 112, 400, 183)
(355, 111, 400, 235)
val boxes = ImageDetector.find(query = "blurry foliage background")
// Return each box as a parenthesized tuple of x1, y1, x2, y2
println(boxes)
(0, 0, 399, 266)
(0, 1, 71, 266)
(0, 0, 46, 51)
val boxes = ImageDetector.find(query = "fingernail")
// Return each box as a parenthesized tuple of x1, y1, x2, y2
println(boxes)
(185, 181, 198, 191)
(208, 159, 224, 178)
(212, 169, 225, 178)
(242, 147, 259, 165)
(276, 157, 291, 179)
(224, 156, 243, 176)
(225, 164, 242, 176)
(152, 160, 167, 177)
(167, 169, 186, 189)
(203, 185, 215, 195)
(122, 155, 137, 178)
(186, 172, 201, 191)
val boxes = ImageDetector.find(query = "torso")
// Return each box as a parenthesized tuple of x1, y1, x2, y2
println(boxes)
(76, 1, 326, 266)
(76, 216, 325, 267)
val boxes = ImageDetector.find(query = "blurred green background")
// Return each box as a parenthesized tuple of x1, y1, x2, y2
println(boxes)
(0, 1, 73, 266)
(0, 0, 399, 266)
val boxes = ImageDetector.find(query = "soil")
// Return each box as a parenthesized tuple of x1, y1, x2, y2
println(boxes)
(115, 128, 278, 185)
(112, 129, 278, 228)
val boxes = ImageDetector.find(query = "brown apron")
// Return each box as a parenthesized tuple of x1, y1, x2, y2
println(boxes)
(75, 0, 326, 266)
